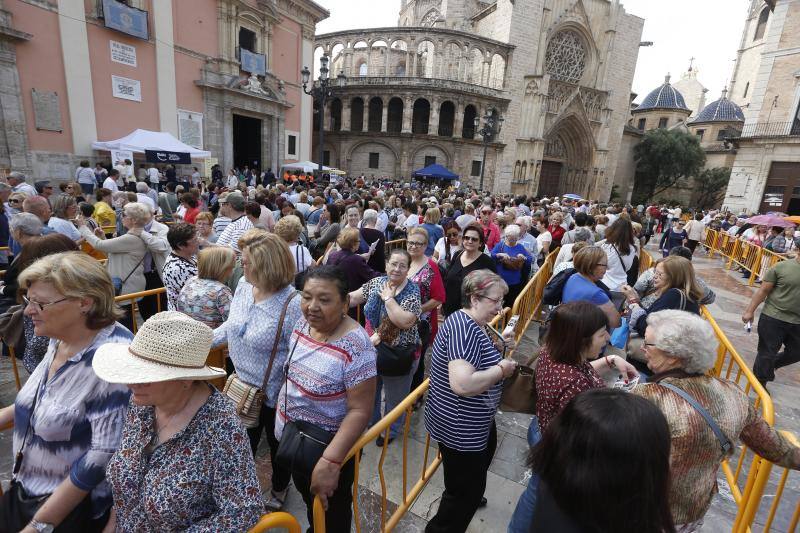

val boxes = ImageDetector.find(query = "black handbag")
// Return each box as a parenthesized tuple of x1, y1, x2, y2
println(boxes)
(274, 334, 336, 480)
(417, 319, 432, 348)
(376, 342, 416, 377)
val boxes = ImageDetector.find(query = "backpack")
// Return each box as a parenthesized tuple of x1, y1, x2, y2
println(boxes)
(542, 268, 577, 306)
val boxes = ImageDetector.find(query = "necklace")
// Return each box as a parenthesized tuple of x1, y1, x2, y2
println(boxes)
(152, 385, 195, 448)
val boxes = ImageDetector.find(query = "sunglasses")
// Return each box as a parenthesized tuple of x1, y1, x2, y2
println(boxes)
(446, 232, 459, 238)
(463, 235, 480, 242)
(9, 199, 20, 204)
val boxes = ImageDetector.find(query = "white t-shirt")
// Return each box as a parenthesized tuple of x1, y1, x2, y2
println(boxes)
(289, 243, 314, 273)
(599, 241, 637, 291)
(433, 237, 461, 261)
(403, 214, 419, 229)
(536, 231, 552, 255)
(102, 176, 119, 192)
(147, 167, 160, 184)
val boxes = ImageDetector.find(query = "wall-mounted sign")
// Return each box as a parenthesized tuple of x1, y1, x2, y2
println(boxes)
(110, 149, 134, 165)
(31, 89, 62, 132)
(102, 0, 149, 40)
(110, 40, 137, 67)
(145, 150, 191, 164)
(112, 75, 141, 102)
(241, 48, 266, 76)
(177, 110, 203, 149)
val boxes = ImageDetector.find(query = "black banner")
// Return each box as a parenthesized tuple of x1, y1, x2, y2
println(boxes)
(145, 150, 191, 164)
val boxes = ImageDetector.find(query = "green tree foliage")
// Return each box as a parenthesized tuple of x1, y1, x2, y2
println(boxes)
(693, 167, 731, 210)
(633, 129, 706, 201)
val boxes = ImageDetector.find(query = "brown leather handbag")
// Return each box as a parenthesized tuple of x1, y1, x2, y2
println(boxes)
(500, 355, 537, 414)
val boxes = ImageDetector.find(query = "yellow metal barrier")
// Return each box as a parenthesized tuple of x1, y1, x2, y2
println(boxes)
(249, 512, 302, 533)
(760, 431, 800, 533)
(114, 287, 166, 333)
(384, 238, 406, 253)
(508, 249, 558, 343)
(700, 227, 789, 287)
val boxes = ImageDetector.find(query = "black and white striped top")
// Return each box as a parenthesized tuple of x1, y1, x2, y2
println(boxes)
(424, 310, 503, 451)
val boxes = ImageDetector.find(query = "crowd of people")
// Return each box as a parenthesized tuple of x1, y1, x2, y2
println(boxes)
(0, 166, 798, 533)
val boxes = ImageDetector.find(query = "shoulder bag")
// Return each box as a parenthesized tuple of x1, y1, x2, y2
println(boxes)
(0, 304, 24, 348)
(660, 381, 733, 454)
(275, 333, 336, 480)
(611, 245, 639, 286)
(223, 290, 299, 427)
(500, 354, 537, 414)
(111, 254, 146, 296)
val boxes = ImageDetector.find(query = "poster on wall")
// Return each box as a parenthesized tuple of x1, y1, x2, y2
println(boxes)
(110, 149, 134, 165)
(102, 0, 149, 40)
(112, 75, 142, 102)
(241, 48, 266, 76)
(178, 110, 203, 149)
(110, 40, 137, 67)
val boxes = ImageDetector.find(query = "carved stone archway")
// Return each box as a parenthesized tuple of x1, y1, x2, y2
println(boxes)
(539, 114, 595, 197)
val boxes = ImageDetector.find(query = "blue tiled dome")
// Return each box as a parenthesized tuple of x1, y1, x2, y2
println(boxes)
(636, 74, 689, 111)
(691, 89, 745, 123)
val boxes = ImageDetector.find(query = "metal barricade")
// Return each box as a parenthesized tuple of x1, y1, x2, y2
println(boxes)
(508, 249, 558, 343)
(249, 512, 302, 533)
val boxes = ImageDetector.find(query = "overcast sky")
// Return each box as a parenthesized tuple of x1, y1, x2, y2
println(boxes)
(314, 0, 750, 103)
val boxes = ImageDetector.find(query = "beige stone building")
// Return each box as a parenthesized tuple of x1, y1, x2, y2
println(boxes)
(312, 0, 644, 198)
(722, 0, 800, 215)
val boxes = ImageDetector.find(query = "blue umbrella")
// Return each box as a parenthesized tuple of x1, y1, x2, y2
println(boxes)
(563, 193, 583, 200)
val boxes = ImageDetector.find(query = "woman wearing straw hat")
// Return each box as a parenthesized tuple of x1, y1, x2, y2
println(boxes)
(94, 311, 263, 532)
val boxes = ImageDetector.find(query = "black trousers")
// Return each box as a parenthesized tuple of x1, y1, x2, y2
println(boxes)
(292, 458, 356, 533)
(686, 239, 699, 253)
(753, 313, 800, 383)
(425, 423, 497, 533)
(246, 406, 291, 493)
(137, 271, 166, 322)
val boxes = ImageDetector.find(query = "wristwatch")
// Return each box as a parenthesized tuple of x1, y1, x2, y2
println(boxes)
(29, 520, 55, 533)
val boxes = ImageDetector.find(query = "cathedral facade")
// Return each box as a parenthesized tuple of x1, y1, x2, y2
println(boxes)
(313, 0, 644, 199)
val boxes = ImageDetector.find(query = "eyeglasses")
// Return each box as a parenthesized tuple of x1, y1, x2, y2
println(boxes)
(479, 294, 503, 305)
(387, 261, 408, 270)
(23, 295, 69, 312)
(643, 342, 659, 350)
(446, 233, 459, 238)
(8, 199, 20, 204)
(462, 235, 480, 242)
(406, 241, 426, 248)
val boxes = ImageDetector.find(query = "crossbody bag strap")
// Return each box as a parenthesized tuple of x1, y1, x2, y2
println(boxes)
(120, 244, 148, 286)
(261, 290, 299, 392)
(660, 382, 733, 454)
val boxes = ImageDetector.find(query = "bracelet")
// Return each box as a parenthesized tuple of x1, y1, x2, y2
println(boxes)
(321, 455, 342, 466)
(627, 298, 639, 305)
(605, 355, 614, 370)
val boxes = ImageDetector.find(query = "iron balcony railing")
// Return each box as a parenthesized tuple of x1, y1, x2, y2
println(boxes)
(737, 121, 800, 139)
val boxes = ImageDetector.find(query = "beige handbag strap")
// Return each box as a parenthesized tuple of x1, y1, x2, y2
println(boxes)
(260, 290, 299, 392)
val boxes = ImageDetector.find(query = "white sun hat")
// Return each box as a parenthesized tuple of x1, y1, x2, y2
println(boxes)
(93, 311, 226, 384)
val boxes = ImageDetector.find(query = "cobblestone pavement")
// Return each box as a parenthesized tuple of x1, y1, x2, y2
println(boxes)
(1, 242, 798, 531)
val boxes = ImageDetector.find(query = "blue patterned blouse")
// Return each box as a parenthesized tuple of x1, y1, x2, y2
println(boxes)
(12, 323, 133, 517)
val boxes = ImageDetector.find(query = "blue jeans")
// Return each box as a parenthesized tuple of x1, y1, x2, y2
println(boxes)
(371, 358, 419, 439)
(508, 416, 542, 533)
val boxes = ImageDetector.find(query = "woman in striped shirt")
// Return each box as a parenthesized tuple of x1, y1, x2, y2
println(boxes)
(424, 269, 517, 533)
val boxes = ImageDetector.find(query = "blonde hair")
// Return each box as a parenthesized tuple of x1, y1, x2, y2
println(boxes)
(407, 226, 429, 241)
(274, 215, 304, 243)
(658, 256, 703, 301)
(194, 211, 214, 225)
(337, 227, 361, 251)
(238, 229, 295, 291)
(573, 246, 607, 276)
(18, 251, 123, 328)
(123, 202, 152, 226)
(198, 247, 236, 283)
(424, 207, 441, 224)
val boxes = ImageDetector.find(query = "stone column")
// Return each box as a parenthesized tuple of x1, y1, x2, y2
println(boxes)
(429, 97, 439, 135)
(381, 100, 389, 132)
(453, 101, 463, 137)
(402, 96, 413, 133)
(223, 110, 234, 171)
(411, 52, 418, 77)
(341, 98, 351, 131)
(384, 47, 390, 77)
(366, 47, 373, 76)
(405, 50, 411, 76)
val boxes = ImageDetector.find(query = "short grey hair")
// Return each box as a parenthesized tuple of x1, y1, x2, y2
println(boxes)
(135, 181, 149, 193)
(574, 227, 592, 243)
(9, 212, 43, 236)
(123, 202, 152, 227)
(504, 224, 521, 239)
(7, 171, 26, 183)
(646, 310, 717, 373)
(515, 216, 531, 229)
(362, 209, 378, 225)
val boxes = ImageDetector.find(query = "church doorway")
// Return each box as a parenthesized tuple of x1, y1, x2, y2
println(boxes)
(538, 160, 563, 198)
(233, 114, 262, 171)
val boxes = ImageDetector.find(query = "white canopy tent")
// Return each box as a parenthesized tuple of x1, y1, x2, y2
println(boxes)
(92, 129, 211, 158)
(281, 161, 331, 173)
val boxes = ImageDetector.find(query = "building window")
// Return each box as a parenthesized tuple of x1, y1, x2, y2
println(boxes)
(793, 186, 800, 196)
(424, 155, 437, 167)
(323, 150, 331, 166)
(716, 129, 728, 141)
(544, 30, 587, 84)
(696, 129, 705, 141)
(287, 135, 297, 157)
(753, 8, 769, 41)
(358, 62, 368, 76)
(369, 152, 380, 168)
(239, 27, 256, 53)
(743, 82, 749, 98)
(658, 117, 668, 129)
(471, 160, 482, 176)
(637, 118, 646, 131)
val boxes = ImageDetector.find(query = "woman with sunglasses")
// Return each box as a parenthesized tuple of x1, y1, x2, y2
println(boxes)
(442, 223, 496, 317)
(432, 221, 461, 265)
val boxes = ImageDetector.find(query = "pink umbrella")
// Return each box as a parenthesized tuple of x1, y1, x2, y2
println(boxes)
(746, 214, 796, 227)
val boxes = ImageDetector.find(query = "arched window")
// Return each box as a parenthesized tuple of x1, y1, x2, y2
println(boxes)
(545, 30, 587, 84)
(753, 8, 769, 41)
(350, 97, 364, 132)
(462, 105, 477, 139)
(330, 99, 342, 132)
(438, 101, 455, 136)
(412, 99, 430, 134)
(387, 97, 403, 133)
(358, 62, 368, 76)
(368, 97, 383, 132)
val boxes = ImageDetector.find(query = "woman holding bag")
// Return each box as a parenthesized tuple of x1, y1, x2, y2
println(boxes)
(275, 265, 376, 533)
(211, 229, 302, 512)
(348, 248, 421, 446)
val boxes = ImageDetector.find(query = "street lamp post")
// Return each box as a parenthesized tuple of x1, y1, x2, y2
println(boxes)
(301, 56, 346, 178)
(474, 110, 504, 192)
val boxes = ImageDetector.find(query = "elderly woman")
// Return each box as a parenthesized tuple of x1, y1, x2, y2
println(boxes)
(562, 246, 621, 328)
(507, 301, 638, 533)
(212, 229, 302, 511)
(176, 247, 235, 329)
(6, 192, 28, 216)
(442, 223, 496, 316)
(621, 255, 702, 339)
(47, 194, 82, 242)
(162, 223, 199, 311)
(327, 227, 380, 293)
(275, 266, 376, 532)
(275, 214, 314, 281)
(406, 227, 446, 398)
(491, 224, 533, 308)
(0, 252, 133, 532)
(94, 311, 263, 532)
(633, 247, 715, 308)
(633, 310, 800, 530)
(194, 211, 217, 247)
(0, 213, 43, 312)
(349, 248, 421, 446)
(425, 270, 517, 532)
(546, 211, 566, 248)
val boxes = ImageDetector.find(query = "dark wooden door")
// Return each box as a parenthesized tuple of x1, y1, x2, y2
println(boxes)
(759, 162, 800, 214)
(538, 160, 563, 198)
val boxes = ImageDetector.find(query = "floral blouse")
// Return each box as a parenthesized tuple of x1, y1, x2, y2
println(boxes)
(176, 277, 233, 329)
(106, 389, 263, 532)
(534, 347, 603, 432)
(362, 276, 421, 346)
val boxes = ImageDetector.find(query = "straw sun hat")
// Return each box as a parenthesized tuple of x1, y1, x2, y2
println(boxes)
(93, 311, 226, 384)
